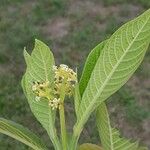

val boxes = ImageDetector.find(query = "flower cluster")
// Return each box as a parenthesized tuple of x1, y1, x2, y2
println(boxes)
(32, 81, 60, 109)
(53, 64, 77, 97)
(32, 64, 77, 110)
(32, 81, 52, 99)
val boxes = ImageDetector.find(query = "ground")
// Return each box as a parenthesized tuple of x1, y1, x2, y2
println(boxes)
(0, 0, 150, 149)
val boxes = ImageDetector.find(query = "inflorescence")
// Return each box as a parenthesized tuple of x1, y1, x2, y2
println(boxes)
(32, 64, 77, 110)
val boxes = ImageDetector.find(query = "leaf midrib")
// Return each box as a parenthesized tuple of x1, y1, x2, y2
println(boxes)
(76, 15, 149, 132)
(39, 48, 48, 81)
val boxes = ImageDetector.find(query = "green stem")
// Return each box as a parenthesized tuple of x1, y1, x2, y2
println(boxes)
(70, 123, 83, 150)
(51, 136, 62, 150)
(59, 82, 67, 150)
(70, 134, 79, 150)
(59, 103, 67, 150)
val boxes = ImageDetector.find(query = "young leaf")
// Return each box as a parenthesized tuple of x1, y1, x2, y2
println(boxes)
(75, 9, 150, 134)
(96, 102, 148, 150)
(78, 143, 103, 150)
(0, 118, 47, 150)
(22, 40, 61, 150)
(79, 40, 107, 97)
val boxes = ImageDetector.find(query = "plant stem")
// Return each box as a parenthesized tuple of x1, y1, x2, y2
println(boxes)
(51, 137, 62, 150)
(59, 82, 67, 150)
(59, 103, 67, 150)
(70, 134, 79, 150)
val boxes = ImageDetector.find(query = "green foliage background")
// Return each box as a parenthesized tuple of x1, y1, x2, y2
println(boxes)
(0, 0, 150, 149)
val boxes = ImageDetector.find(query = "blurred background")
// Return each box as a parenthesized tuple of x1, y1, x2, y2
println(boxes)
(0, 0, 150, 149)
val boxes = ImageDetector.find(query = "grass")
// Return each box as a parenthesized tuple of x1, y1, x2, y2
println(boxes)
(116, 87, 150, 124)
(102, 0, 150, 7)
(0, 0, 150, 149)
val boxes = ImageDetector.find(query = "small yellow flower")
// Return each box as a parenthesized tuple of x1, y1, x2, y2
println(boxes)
(48, 98, 61, 110)
(32, 81, 54, 100)
(53, 64, 77, 96)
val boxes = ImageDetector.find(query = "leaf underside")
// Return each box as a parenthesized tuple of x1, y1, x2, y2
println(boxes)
(0, 118, 47, 150)
(22, 39, 60, 149)
(96, 102, 148, 150)
(76, 9, 150, 132)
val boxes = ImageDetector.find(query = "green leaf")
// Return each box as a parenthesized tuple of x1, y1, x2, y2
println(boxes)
(22, 40, 61, 149)
(74, 82, 81, 116)
(0, 118, 47, 150)
(78, 143, 103, 150)
(79, 40, 107, 97)
(75, 9, 150, 134)
(96, 102, 148, 150)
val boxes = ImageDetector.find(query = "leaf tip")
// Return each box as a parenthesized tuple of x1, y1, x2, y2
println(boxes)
(23, 48, 31, 66)
(34, 38, 44, 48)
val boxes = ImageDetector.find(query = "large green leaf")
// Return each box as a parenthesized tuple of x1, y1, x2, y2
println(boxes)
(22, 39, 61, 150)
(96, 102, 148, 150)
(75, 9, 150, 134)
(79, 40, 107, 97)
(0, 118, 47, 150)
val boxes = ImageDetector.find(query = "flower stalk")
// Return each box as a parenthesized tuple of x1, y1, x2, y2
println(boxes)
(59, 103, 67, 150)
(59, 79, 67, 150)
